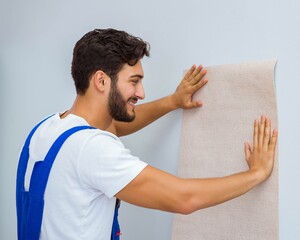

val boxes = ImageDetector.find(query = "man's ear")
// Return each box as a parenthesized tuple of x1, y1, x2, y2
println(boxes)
(93, 70, 110, 92)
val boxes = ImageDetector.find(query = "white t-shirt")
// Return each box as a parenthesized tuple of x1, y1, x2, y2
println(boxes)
(24, 113, 147, 240)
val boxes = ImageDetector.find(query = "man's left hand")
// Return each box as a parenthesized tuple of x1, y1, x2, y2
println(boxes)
(171, 64, 208, 109)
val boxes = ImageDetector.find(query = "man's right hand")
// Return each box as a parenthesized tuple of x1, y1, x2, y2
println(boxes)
(244, 115, 278, 183)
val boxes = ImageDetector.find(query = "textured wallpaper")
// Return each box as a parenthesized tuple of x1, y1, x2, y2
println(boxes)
(172, 60, 278, 240)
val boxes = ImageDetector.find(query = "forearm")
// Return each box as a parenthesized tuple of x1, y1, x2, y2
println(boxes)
(179, 170, 261, 214)
(116, 165, 262, 215)
(113, 95, 177, 136)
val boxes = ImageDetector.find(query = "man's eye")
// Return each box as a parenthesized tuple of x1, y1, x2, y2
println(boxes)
(131, 80, 138, 85)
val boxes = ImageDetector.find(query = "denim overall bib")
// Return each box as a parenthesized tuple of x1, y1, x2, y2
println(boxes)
(16, 115, 121, 240)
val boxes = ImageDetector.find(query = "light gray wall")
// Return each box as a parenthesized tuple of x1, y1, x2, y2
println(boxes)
(1, 0, 299, 239)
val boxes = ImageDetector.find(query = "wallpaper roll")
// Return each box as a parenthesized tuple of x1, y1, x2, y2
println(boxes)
(172, 60, 278, 240)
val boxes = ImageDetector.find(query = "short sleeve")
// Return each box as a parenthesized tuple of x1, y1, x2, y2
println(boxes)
(77, 131, 147, 198)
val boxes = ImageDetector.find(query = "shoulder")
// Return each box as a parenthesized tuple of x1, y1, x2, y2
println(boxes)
(76, 128, 124, 153)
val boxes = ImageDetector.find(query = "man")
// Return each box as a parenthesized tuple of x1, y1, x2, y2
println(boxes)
(17, 28, 278, 240)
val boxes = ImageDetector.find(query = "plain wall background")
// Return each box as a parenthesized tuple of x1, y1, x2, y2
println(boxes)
(1, 0, 299, 239)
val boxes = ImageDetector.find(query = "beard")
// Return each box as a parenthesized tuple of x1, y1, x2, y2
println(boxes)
(108, 83, 136, 122)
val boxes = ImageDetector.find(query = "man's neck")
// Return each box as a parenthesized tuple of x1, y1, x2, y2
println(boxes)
(62, 95, 113, 131)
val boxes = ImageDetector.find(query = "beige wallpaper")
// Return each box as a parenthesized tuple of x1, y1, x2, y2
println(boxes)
(172, 60, 278, 240)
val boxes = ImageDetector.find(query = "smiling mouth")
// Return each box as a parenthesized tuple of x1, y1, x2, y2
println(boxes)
(128, 97, 138, 108)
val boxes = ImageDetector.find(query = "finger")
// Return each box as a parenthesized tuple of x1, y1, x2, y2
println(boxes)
(191, 77, 208, 93)
(186, 65, 202, 81)
(188, 65, 203, 82)
(191, 65, 203, 77)
(258, 115, 266, 146)
(253, 119, 259, 148)
(184, 65, 196, 80)
(190, 68, 207, 86)
(263, 117, 271, 150)
(244, 142, 251, 162)
(269, 129, 278, 152)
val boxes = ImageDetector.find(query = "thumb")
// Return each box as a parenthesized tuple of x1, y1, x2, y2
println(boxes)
(244, 142, 251, 163)
(187, 100, 203, 109)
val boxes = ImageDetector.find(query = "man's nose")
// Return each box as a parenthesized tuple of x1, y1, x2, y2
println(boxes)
(135, 83, 145, 100)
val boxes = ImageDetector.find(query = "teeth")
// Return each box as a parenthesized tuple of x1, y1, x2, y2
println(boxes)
(128, 101, 135, 107)
(128, 98, 138, 106)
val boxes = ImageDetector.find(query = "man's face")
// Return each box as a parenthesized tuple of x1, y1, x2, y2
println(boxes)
(108, 60, 145, 122)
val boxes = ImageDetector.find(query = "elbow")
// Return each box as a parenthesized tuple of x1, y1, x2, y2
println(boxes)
(166, 178, 208, 215)
(174, 194, 200, 215)
(173, 186, 209, 215)
(169, 180, 200, 215)
(178, 207, 194, 215)
(177, 200, 198, 215)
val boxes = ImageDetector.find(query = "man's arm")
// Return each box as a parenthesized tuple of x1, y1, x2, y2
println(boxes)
(106, 65, 208, 136)
(115, 116, 278, 214)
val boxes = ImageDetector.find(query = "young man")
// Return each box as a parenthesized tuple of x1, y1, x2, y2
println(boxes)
(17, 29, 278, 240)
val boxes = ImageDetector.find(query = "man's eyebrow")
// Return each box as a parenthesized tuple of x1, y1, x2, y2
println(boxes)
(129, 74, 144, 79)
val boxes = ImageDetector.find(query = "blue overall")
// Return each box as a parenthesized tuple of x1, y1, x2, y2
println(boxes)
(16, 115, 121, 240)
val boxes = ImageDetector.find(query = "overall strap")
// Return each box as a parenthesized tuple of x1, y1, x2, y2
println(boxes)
(16, 118, 121, 240)
(16, 114, 55, 185)
(28, 126, 95, 196)
(111, 199, 121, 240)
(20, 125, 95, 240)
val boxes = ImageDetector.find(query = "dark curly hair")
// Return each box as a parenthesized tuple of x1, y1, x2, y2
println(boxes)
(71, 28, 150, 95)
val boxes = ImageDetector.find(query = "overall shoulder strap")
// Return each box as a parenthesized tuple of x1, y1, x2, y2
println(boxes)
(18, 124, 95, 240)
(28, 125, 95, 196)
(16, 114, 55, 185)
(44, 126, 95, 166)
